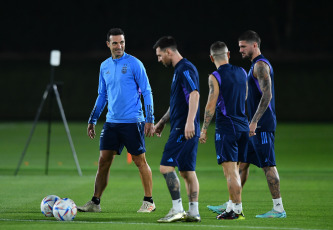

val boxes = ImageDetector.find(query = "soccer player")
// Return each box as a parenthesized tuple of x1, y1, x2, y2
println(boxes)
(208, 30, 286, 218)
(153, 36, 201, 223)
(199, 41, 248, 220)
(77, 28, 156, 213)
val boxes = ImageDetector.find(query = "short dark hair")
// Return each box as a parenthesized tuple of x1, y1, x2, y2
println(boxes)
(238, 30, 261, 48)
(153, 36, 177, 51)
(210, 41, 228, 56)
(107, 28, 124, 41)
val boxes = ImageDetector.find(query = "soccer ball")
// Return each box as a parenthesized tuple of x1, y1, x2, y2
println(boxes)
(53, 198, 77, 221)
(40, 195, 60, 217)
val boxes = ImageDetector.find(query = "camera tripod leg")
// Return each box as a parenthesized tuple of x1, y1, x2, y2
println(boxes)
(53, 84, 82, 176)
(14, 84, 52, 176)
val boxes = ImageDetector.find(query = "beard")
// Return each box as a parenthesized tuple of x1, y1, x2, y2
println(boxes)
(242, 50, 253, 60)
(112, 49, 124, 58)
(163, 60, 172, 68)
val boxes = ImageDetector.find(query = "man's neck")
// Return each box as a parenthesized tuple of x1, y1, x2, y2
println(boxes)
(251, 50, 261, 61)
(215, 60, 228, 69)
(172, 51, 183, 67)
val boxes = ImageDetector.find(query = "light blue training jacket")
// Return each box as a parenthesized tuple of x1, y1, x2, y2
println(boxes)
(88, 52, 154, 125)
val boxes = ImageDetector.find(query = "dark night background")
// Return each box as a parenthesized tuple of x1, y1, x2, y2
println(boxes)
(0, 0, 332, 122)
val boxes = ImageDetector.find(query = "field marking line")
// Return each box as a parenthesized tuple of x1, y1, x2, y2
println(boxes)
(0, 218, 328, 230)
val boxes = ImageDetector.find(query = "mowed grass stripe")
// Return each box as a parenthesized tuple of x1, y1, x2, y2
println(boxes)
(0, 122, 332, 230)
(0, 218, 329, 230)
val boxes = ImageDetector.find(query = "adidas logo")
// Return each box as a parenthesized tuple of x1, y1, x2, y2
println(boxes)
(167, 158, 173, 162)
(177, 134, 184, 143)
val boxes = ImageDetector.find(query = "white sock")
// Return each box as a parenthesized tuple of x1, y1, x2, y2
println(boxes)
(273, 198, 284, 212)
(234, 202, 243, 214)
(226, 200, 233, 212)
(172, 198, 183, 212)
(188, 202, 199, 215)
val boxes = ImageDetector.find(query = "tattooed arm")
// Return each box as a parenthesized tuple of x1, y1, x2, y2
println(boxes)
(199, 75, 219, 143)
(154, 107, 170, 137)
(249, 61, 272, 136)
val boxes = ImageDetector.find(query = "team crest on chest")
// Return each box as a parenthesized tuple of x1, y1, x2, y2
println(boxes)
(122, 64, 128, 74)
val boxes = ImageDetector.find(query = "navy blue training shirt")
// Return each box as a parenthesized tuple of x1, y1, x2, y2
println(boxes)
(170, 58, 200, 136)
(212, 64, 249, 134)
(247, 54, 276, 131)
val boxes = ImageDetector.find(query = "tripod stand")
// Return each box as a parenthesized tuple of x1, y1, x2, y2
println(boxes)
(14, 51, 82, 176)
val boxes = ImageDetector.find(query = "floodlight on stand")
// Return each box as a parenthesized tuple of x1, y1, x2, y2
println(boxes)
(14, 49, 82, 176)
(50, 50, 61, 66)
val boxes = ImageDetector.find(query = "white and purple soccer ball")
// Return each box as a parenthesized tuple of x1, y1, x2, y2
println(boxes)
(40, 195, 61, 217)
(53, 198, 77, 221)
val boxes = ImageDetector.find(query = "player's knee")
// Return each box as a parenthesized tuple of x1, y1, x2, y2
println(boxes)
(263, 166, 280, 180)
(179, 171, 197, 181)
(239, 162, 249, 171)
(99, 151, 116, 163)
(98, 159, 110, 169)
(179, 171, 187, 179)
(132, 155, 147, 168)
(160, 165, 174, 174)
(159, 165, 167, 174)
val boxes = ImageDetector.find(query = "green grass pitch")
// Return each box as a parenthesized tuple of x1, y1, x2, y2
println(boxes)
(0, 122, 332, 230)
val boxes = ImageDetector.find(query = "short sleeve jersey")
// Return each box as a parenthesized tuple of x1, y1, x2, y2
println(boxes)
(170, 58, 200, 136)
(212, 64, 249, 134)
(247, 54, 276, 131)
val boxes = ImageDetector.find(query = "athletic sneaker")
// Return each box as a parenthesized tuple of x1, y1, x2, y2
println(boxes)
(157, 208, 186, 223)
(182, 212, 201, 222)
(216, 210, 245, 220)
(256, 209, 287, 218)
(137, 201, 156, 213)
(77, 200, 101, 212)
(207, 201, 228, 214)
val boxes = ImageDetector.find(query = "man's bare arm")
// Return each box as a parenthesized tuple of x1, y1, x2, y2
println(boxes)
(159, 107, 170, 125)
(202, 75, 219, 131)
(251, 61, 272, 123)
(154, 107, 170, 137)
(199, 75, 219, 143)
(185, 90, 200, 139)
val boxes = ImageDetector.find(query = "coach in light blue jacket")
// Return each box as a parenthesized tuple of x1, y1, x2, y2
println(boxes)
(77, 28, 156, 213)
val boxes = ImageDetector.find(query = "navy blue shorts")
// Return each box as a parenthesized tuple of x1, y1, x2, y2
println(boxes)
(215, 129, 249, 164)
(99, 122, 146, 155)
(160, 129, 198, 171)
(247, 131, 276, 168)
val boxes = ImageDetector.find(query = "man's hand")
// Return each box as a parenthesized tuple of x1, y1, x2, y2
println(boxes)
(199, 130, 207, 143)
(144, 123, 155, 137)
(185, 121, 195, 140)
(154, 121, 165, 137)
(249, 122, 257, 137)
(87, 123, 96, 139)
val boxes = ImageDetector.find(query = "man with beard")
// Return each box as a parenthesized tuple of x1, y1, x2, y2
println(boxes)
(77, 28, 156, 214)
(208, 30, 286, 218)
(153, 36, 201, 223)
